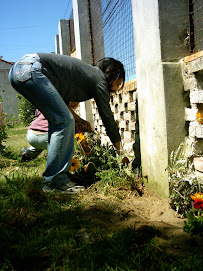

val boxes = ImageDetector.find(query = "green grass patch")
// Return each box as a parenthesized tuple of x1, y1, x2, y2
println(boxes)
(0, 126, 202, 270)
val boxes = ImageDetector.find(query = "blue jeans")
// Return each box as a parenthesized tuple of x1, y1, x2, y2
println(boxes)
(9, 54, 75, 187)
(24, 129, 48, 159)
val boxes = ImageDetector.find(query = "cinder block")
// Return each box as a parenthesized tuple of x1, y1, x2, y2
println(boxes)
(123, 112, 131, 120)
(190, 91, 203, 104)
(183, 77, 197, 91)
(114, 113, 119, 121)
(119, 120, 126, 129)
(133, 91, 137, 101)
(195, 124, 203, 139)
(123, 93, 130, 103)
(187, 56, 203, 73)
(113, 95, 119, 104)
(185, 108, 198, 121)
(118, 103, 125, 112)
(129, 122, 136, 131)
(128, 102, 135, 111)
(123, 131, 131, 141)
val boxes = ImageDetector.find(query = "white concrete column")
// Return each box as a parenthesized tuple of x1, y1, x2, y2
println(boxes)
(58, 19, 71, 55)
(131, 0, 169, 197)
(72, 0, 94, 127)
(55, 34, 60, 54)
(131, 0, 189, 198)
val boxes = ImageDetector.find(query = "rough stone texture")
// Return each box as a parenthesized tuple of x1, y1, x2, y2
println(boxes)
(194, 157, 203, 178)
(182, 52, 203, 144)
(163, 62, 188, 157)
(159, 0, 189, 62)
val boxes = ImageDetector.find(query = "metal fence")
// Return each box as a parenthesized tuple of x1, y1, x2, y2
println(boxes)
(89, 0, 136, 81)
(189, 0, 203, 53)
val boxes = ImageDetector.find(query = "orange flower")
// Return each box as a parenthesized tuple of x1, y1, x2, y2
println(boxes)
(190, 192, 203, 201)
(70, 158, 80, 172)
(83, 165, 88, 172)
(75, 133, 85, 142)
(196, 112, 203, 124)
(190, 192, 203, 210)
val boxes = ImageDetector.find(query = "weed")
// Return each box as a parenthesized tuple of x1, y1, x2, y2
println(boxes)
(184, 209, 203, 236)
(168, 139, 203, 216)
(1, 127, 203, 270)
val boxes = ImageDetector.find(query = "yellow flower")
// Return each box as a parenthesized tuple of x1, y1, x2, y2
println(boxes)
(83, 165, 88, 172)
(75, 133, 85, 142)
(70, 158, 80, 172)
(196, 112, 203, 124)
(190, 192, 203, 201)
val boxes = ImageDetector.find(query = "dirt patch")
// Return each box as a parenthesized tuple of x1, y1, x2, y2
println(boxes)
(79, 186, 203, 256)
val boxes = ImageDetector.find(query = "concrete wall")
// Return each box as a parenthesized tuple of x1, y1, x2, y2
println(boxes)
(0, 67, 19, 118)
(131, 0, 189, 197)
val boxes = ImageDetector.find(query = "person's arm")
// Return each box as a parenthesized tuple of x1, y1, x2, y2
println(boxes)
(113, 140, 121, 151)
(67, 103, 92, 132)
(113, 140, 130, 166)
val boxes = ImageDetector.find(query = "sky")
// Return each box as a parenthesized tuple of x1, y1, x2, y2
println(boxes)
(1, 0, 72, 62)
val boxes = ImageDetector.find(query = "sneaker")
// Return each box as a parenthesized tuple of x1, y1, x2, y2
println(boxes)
(42, 182, 85, 194)
(20, 147, 32, 161)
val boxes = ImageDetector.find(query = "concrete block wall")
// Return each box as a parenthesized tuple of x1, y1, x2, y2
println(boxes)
(182, 51, 203, 156)
(91, 79, 137, 156)
(0, 59, 19, 118)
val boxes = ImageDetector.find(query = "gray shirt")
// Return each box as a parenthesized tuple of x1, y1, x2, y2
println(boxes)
(38, 53, 121, 143)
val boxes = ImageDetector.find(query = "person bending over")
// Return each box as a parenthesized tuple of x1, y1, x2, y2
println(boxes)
(9, 53, 125, 193)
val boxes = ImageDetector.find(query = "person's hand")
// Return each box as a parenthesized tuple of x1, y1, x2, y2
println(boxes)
(121, 156, 130, 166)
(76, 120, 92, 133)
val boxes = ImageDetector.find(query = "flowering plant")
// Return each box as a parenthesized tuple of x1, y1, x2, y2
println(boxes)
(168, 139, 203, 216)
(67, 132, 143, 193)
(190, 193, 203, 210)
(196, 111, 203, 124)
(70, 157, 80, 172)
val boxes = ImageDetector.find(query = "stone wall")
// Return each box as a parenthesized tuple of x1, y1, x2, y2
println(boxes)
(182, 51, 203, 155)
(182, 51, 203, 177)
(91, 79, 137, 157)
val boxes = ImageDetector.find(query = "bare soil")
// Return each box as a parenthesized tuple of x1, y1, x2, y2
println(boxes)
(78, 186, 203, 256)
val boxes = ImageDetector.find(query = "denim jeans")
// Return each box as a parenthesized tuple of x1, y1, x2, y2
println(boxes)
(24, 129, 48, 159)
(9, 54, 75, 187)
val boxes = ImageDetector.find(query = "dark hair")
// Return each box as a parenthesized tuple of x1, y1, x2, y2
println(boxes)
(96, 57, 125, 91)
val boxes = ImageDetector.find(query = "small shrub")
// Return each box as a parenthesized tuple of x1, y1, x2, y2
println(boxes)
(184, 209, 203, 236)
(16, 94, 36, 125)
(69, 132, 143, 191)
(0, 121, 7, 152)
(0, 88, 7, 152)
(168, 139, 203, 216)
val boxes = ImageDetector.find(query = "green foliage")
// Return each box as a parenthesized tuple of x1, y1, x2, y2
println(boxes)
(184, 209, 203, 236)
(72, 132, 141, 191)
(74, 132, 118, 171)
(0, 173, 202, 270)
(0, 122, 7, 152)
(168, 139, 203, 216)
(16, 94, 36, 125)
(0, 87, 8, 152)
(1, 128, 203, 270)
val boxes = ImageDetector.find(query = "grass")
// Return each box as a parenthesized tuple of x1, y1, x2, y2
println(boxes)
(0, 125, 203, 270)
